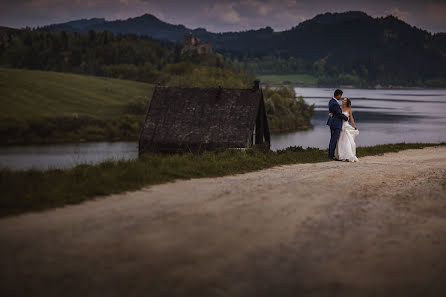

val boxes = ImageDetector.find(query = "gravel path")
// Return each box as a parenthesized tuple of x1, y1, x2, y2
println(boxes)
(1, 146, 446, 297)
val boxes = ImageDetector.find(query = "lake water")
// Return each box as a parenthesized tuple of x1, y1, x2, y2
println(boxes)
(1, 88, 445, 170)
(271, 87, 446, 150)
(0, 142, 138, 171)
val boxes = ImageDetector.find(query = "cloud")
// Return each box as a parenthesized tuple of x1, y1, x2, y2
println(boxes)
(384, 7, 410, 22)
(0, 0, 162, 27)
(197, 0, 311, 31)
(205, 2, 241, 24)
(221, 10, 241, 24)
(0, 0, 445, 32)
(426, 2, 446, 27)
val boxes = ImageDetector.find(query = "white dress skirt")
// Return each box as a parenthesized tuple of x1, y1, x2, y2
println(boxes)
(335, 111, 359, 162)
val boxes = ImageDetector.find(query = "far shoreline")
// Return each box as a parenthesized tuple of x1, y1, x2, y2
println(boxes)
(257, 74, 446, 89)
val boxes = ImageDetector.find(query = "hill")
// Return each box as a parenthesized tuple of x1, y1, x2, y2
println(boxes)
(43, 11, 446, 87)
(0, 68, 154, 144)
(0, 26, 255, 88)
(43, 13, 190, 42)
(0, 68, 153, 120)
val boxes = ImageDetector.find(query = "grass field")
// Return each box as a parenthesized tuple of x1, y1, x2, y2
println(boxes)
(257, 74, 318, 86)
(0, 68, 154, 144)
(0, 67, 154, 121)
(1, 143, 443, 217)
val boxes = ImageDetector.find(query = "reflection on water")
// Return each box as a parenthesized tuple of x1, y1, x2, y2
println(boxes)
(271, 87, 446, 150)
(0, 142, 137, 170)
(1, 88, 445, 170)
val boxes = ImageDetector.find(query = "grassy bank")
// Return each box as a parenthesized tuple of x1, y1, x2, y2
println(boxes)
(0, 68, 154, 144)
(1, 143, 443, 217)
(0, 68, 154, 119)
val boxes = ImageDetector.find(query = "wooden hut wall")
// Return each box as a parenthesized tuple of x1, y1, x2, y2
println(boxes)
(254, 94, 270, 146)
(139, 86, 270, 153)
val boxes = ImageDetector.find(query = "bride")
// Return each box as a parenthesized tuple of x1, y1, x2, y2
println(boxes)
(334, 98, 359, 162)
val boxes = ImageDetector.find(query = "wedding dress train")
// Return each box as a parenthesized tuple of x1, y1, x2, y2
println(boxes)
(335, 111, 359, 162)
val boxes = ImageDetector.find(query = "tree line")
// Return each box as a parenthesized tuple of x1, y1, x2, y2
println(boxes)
(0, 27, 253, 88)
(38, 11, 446, 87)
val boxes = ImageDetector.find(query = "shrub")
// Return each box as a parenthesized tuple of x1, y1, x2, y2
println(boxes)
(263, 85, 314, 132)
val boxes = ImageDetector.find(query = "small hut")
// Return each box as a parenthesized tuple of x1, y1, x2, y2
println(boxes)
(138, 81, 270, 154)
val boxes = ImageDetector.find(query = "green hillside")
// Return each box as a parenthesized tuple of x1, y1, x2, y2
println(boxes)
(0, 68, 154, 144)
(0, 68, 153, 121)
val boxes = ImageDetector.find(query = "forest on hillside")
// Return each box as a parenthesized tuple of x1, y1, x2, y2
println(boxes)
(208, 13, 446, 87)
(42, 11, 446, 87)
(0, 27, 253, 88)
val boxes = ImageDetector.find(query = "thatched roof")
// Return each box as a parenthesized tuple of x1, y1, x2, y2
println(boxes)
(139, 84, 270, 153)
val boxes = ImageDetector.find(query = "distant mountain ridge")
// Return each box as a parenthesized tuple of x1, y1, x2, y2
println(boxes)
(44, 13, 191, 42)
(43, 11, 446, 56)
(35, 12, 446, 85)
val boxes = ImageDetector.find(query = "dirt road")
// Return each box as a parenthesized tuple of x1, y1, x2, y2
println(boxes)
(1, 146, 446, 297)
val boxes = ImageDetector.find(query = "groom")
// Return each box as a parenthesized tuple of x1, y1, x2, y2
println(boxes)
(327, 89, 349, 160)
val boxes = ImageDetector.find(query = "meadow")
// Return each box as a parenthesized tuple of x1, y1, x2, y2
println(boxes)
(0, 67, 154, 144)
(0, 67, 154, 120)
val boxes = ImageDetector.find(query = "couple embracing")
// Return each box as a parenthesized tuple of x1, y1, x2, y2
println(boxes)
(327, 89, 359, 162)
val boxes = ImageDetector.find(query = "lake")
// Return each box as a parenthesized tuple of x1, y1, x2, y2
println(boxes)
(1, 87, 445, 170)
(271, 87, 446, 150)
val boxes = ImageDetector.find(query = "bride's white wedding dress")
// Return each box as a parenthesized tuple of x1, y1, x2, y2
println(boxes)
(335, 111, 359, 162)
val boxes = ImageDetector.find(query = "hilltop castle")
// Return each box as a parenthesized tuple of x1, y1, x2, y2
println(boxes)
(182, 35, 212, 55)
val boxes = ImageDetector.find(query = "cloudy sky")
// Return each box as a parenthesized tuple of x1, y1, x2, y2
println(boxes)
(1, 0, 445, 33)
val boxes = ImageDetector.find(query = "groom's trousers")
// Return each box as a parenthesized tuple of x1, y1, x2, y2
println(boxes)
(329, 127, 341, 159)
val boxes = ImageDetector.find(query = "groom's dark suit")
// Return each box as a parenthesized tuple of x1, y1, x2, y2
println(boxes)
(327, 98, 349, 159)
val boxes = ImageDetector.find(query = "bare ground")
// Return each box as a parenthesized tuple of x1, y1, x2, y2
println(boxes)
(1, 146, 446, 297)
